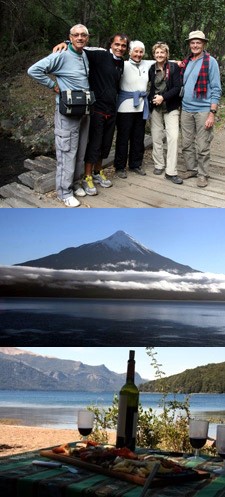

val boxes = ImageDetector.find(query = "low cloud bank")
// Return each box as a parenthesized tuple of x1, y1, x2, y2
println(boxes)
(1, 265, 225, 294)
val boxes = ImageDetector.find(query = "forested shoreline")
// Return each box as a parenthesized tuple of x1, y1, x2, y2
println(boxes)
(140, 362, 225, 393)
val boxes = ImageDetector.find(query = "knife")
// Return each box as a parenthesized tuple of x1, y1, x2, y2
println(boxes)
(139, 462, 161, 497)
(32, 460, 78, 474)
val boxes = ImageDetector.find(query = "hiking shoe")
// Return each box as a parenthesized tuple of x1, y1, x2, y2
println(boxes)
(132, 167, 146, 176)
(93, 170, 112, 188)
(197, 175, 208, 188)
(181, 170, 198, 179)
(58, 196, 80, 207)
(153, 168, 164, 175)
(82, 176, 97, 195)
(165, 173, 183, 185)
(117, 169, 127, 178)
(74, 186, 86, 197)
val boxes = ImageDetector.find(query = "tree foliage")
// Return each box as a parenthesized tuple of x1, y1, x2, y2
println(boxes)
(0, 0, 224, 60)
(139, 361, 225, 394)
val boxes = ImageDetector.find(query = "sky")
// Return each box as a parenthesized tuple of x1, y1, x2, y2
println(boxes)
(18, 346, 225, 379)
(1, 208, 225, 273)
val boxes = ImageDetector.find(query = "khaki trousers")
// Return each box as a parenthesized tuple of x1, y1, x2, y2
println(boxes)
(151, 108, 180, 175)
(181, 110, 214, 177)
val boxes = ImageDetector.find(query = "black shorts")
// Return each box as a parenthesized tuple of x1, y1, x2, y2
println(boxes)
(85, 111, 116, 164)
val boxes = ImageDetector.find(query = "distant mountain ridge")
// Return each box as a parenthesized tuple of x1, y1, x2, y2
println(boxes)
(0, 348, 146, 392)
(15, 230, 198, 274)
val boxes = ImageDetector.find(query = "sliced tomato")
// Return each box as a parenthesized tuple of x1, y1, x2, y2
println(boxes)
(108, 447, 137, 459)
(86, 441, 99, 447)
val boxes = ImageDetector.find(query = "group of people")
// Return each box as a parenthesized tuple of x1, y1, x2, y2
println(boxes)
(27, 27, 222, 207)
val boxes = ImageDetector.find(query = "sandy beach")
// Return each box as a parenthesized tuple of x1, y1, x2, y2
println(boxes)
(0, 424, 116, 458)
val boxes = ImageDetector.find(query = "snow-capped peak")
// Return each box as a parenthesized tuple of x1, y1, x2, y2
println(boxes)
(101, 230, 152, 254)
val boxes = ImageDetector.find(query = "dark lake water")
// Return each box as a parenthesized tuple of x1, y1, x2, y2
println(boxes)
(0, 298, 225, 346)
(0, 137, 27, 186)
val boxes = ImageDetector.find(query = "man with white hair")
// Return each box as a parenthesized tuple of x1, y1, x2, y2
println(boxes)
(180, 30, 222, 188)
(114, 40, 154, 178)
(28, 24, 90, 206)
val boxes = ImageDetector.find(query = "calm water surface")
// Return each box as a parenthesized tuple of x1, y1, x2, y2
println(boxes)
(0, 391, 224, 437)
(1, 298, 225, 346)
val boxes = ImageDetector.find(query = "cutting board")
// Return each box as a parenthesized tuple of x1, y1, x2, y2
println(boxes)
(40, 449, 210, 487)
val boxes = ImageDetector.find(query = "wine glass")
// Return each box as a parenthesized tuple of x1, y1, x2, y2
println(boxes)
(187, 419, 209, 464)
(77, 409, 94, 442)
(215, 425, 225, 474)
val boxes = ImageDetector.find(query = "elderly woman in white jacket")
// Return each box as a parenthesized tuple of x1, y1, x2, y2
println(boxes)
(114, 40, 154, 178)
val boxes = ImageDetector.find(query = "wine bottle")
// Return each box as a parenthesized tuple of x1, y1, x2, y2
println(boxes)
(116, 350, 139, 451)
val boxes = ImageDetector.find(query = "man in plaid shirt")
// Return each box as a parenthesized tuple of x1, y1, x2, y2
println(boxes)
(180, 30, 222, 188)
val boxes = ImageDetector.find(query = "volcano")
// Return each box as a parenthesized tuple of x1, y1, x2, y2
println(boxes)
(15, 230, 199, 274)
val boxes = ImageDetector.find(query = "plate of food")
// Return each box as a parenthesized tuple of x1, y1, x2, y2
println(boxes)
(40, 442, 210, 487)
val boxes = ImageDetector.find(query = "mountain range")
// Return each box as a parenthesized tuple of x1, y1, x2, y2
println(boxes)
(0, 348, 146, 392)
(0, 348, 224, 394)
(15, 230, 198, 274)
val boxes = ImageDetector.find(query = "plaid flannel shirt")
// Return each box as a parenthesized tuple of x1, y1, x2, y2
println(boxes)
(180, 50, 210, 98)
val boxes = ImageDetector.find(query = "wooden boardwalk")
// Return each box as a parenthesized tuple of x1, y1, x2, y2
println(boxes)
(0, 138, 224, 208)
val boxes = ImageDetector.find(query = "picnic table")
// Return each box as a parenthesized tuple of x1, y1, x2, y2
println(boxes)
(0, 445, 224, 497)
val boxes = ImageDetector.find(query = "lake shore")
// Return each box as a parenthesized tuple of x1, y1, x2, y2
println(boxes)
(0, 424, 116, 458)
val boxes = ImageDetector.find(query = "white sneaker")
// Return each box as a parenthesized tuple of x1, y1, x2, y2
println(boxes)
(93, 170, 112, 188)
(58, 196, 80, 207)
(74, 187, 86, 197)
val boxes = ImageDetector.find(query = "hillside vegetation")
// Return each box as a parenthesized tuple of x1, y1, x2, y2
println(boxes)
(139, 361, 225, 393)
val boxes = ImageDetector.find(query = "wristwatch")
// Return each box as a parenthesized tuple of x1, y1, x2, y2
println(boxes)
(210, 109, 217, 114)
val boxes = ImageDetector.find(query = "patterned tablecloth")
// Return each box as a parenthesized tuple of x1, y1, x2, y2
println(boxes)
(0, 449, 225, 497)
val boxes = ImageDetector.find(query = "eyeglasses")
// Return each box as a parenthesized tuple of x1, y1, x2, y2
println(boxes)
(70, 33, 88, 38)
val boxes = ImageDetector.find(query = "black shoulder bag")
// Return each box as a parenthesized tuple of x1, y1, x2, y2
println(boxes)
(59, 55, 95, 117)
(59, 89, 95, 117)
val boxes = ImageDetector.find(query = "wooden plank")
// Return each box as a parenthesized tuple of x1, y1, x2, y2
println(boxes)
(17, 170, 41, 189)
(33, 170, 56, 193)
(0, 182, 62, 208)
(0, 199, 12, 208)
(24, 156, 56, 172)
(0, 197, 37, 208)
(18, 170, 56, 194)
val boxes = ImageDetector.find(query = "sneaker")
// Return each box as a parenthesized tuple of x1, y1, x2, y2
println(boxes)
(165, 173, 183, 185)
(181, 170, 198, 179)
(93, 170, 112, 188)
(82, 175, 97, 195)
(153, 168, 164, 175)
(58, 196, 80, 207)
(132, 167, 146, 176)
(197, 175, 208, 188)
(74, 186, 86, 197)
(117, 170, 127, 178)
